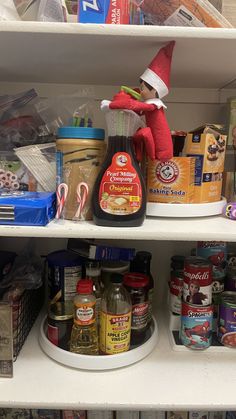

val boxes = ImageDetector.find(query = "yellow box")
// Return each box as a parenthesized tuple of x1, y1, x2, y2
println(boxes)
(185, 125, 227, 203)
(147, 157, 195, 204)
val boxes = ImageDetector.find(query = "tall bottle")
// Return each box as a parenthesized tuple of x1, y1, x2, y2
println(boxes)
(70, 279, 99, 355)
(130, 251, 154, 324)
(100, 273, 132, 355)
(92, 107, 146, 227)
(85, 260, 102, 326)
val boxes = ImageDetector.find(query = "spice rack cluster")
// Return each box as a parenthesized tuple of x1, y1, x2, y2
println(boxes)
(0, 21, 236, 412)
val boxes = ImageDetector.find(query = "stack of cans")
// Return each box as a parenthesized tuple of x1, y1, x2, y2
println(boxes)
(180, 255, 213, 350)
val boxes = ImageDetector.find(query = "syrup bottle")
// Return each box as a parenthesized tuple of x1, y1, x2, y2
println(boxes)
(92, 108, 146, 227)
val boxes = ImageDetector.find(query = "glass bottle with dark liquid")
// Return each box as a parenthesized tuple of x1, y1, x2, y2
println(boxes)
(92, 108, 146, 227)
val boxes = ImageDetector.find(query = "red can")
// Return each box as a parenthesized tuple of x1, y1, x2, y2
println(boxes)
(183, 256, 212, 306)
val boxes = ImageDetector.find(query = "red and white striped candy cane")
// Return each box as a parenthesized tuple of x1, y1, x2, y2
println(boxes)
(56, 183, 68, 219)
(74, 182, 89, 220)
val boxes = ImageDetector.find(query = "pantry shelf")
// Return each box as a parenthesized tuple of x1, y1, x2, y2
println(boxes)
(0, 22, 236, 88)
(2, 310, 236, 411)
(0, 216, 235, 241)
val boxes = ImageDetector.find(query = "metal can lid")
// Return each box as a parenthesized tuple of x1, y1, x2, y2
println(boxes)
(48, 301, 74, 321)
(184, 256, 212, 268)
(220, 291, 236, 307)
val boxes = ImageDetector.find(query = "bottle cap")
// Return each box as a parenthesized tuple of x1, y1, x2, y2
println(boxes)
(123, 273, 149, 288)
(110, 273, 124, 284)
(77, 279, 93, 294)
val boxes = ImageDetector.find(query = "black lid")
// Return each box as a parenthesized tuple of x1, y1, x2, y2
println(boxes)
(110, 273, 123, 284)
(135, 251, 152, 261)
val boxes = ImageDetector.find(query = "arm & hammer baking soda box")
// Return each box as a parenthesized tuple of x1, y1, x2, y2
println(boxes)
(147, 157, 196, 204)
(185, 124, 227, 203)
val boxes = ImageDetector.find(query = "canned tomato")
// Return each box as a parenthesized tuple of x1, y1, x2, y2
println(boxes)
(47, 250, 83, 303)
(47, 301, 74, 350)
(197, 241, 227, 280)
(123, 272, 149, 346)
(217, 291, 236, 347)
(183, 256, 212, 306)
(180, 302, 213, 350)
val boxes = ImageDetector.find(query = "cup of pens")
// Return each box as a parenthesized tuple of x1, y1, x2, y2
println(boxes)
(56, 126, 105, 221)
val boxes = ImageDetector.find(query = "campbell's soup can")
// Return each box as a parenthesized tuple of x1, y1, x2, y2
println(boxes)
(217, 291, 236, 347)
(197, 241, 227, 281)
(180, 302, 213, 350)
(183, 256, 212, 306)
(169, 271, 183, 315)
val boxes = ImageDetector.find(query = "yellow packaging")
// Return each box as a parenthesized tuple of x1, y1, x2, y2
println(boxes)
(100, 311, 131, 355)
(147, 157, 195, 204)
(185, 125, 227, 203)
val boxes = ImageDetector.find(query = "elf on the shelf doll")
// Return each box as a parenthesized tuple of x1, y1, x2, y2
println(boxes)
(109, 41, 175, 162)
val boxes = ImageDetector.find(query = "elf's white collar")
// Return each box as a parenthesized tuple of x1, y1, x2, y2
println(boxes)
(145, 98, 167, 109)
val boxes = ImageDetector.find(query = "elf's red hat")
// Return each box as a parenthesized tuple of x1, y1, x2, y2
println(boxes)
(140, 41, 175, 99)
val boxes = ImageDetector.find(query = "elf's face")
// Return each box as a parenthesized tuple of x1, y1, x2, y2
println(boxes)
(140, 81, 157, 101)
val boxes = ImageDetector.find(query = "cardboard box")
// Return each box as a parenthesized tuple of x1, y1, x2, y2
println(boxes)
(116, 412, 140, 419)
(78, 0, 131, 24)
(185, 124, 227, 203)
(189, 413, 208, 419)
(147, 157, 195, 204)
(140, 412, 166, 419)
(167, 412, 188, 419)
(227, 97, 236, 148)
(140, 0, 232, 27)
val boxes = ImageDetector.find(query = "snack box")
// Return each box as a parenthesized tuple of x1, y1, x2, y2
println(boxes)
(185, 124, 227, 203)
(78, 0, 132, 24)
(0, 191, 56, 226)
(147, 157, 195, 204)
(140, 0, 232, 27)
(78, 0, 143, 24)
(68, 238, 135, 261)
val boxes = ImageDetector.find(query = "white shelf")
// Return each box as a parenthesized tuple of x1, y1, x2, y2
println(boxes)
(0, 22, 236, 88)
(0, 216, 236, 241)
(2, 310, 236, 410)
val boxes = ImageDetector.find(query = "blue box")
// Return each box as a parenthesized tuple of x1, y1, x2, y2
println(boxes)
(0, 191, 56, 226)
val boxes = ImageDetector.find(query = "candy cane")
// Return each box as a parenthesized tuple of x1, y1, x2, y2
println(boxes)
(74, 182, 89, 220)
(56, 183, 68, 219)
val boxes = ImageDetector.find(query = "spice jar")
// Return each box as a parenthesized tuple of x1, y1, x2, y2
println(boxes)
(56, 127, 105, 220)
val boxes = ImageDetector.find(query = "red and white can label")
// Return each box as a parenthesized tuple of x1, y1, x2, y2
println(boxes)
(169, 273, 183, 314)
(47, 324, 59, 346)
(183, 257, 212, 306)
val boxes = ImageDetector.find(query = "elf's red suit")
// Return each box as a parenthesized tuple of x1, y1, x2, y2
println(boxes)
(109, 41, 175, 162)
(109, 93, 172, 161)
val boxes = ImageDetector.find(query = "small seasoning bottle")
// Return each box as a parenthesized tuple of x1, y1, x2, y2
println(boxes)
(123, 273, 149, 346)
(100, 273, 132, 355)
(70, 279, 99, 355)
